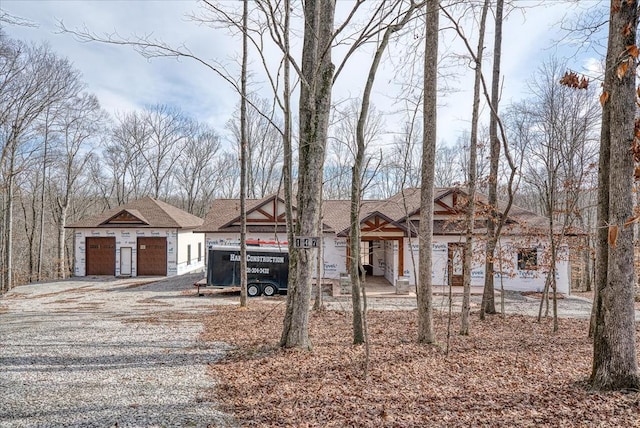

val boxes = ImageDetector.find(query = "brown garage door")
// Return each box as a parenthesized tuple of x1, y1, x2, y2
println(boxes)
(86, 237, 116, 276)
(137, 237, 167, 276)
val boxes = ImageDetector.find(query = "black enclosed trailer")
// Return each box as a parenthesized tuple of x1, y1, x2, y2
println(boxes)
(206, 245, 289, 297)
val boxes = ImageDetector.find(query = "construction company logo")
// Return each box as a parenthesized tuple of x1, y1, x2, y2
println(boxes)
(229, 253, 286, 264)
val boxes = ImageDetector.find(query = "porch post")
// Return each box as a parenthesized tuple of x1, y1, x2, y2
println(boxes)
(398, 237, 404, 278)
(346, 238, 350, 270)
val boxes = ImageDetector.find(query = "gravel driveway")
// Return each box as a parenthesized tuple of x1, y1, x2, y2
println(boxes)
(0, 273, 237, 428)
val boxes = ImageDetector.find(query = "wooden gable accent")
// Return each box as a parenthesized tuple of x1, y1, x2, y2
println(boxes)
(434, 190, 460, 215)
(361, 214, 405, 236)
(100, 210, 149, 226)
(246, 197, 288, 224)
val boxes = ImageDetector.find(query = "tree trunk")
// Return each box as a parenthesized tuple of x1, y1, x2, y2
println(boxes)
(280, 0, 335, 350)
(481, 0, 503, 319)
(461, 0, 489, 336)
(591, 0, 640, 391)
(4, 147, 15, 290)
(57, 205, 68, 279)
(239, 0, 249, 308)
(348, 1, 418, 345)
(417, 0, 439, 344)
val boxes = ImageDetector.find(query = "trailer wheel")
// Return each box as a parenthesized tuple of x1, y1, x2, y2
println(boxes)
(247, 283, 261, 297)
(262, 283, 277, 297)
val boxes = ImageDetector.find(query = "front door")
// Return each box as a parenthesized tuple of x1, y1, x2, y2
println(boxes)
(120, 247, 132, 276)
(448, 243, 464, 287)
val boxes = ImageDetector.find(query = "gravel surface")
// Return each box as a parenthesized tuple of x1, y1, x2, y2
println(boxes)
(0, 273, 237, 428)
(324, 288, 640, 320)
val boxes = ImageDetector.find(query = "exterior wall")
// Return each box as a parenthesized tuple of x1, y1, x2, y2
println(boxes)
(73, 228, 180, 277)
(203, 231, 570, 294)
(402, 235, 570, 294)
(371, 241, 385, 276)
(176, 230, 206, 275)
(323, 237, 347, 279)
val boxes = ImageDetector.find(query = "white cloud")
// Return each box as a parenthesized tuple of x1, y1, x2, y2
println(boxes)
(2, 1, 602, 149)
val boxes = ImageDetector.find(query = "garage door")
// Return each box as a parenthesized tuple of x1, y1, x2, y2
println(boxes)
(137, 237, 167, 276)
(86, 237, 116, 276)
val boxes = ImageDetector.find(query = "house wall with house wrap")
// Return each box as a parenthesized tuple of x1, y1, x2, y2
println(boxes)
(196, 188, 574, 295)
(74, 228, 204, 277)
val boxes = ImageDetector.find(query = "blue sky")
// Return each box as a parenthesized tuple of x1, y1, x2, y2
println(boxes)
(2, 1, 604, 148)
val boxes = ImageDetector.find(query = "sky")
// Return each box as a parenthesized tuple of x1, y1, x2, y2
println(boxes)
(1, 0, 604, 149)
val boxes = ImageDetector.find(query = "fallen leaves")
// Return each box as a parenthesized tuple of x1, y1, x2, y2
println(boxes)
(201, 304, 640, 427)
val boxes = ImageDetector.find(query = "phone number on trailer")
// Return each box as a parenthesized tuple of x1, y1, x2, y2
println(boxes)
(248, 267, 270, 274)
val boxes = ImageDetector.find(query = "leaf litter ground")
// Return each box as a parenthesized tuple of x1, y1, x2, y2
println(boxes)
(201, 302, 640, 427)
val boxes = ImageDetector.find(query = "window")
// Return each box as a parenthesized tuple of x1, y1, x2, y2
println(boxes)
(360, 241, 372, 266)
(187, 244, 192, 265)
(517, 248, 538, 270)
(198, 242, 202, 262)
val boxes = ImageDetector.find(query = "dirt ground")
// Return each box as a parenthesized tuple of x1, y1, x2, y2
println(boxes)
(201, 300, 640, 428)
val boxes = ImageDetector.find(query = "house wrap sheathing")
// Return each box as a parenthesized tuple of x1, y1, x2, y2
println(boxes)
(195, 188, 574, 294)
(68, 197, 205, 277)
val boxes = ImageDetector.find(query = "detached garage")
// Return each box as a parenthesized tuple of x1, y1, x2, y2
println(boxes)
(68, 197, 205, 278)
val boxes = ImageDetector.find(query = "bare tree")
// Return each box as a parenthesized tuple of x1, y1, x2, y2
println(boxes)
(49, 93, 104, 278)
(590, 0, 640, 391)
(106, 111, 150, 203)
(520, 59, 599, 331)
(348, 1, 421, 346)
(459, 0, 489, 336)
(417, 0, 439, 344)
(239, 0, 249, 308)
(228, 95, 284, 199)
(174, 124, 221, 216)
(280, 0, 336, 350)
(481, 0, 504, 317)
(140, 105, 188, 199)
(0, 38, 82, 291)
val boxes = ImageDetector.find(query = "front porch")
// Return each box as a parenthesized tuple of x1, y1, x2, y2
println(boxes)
(327, 275, 487, 297)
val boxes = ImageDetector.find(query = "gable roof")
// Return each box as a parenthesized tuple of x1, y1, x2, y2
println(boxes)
(68, 197, 204, 229)
(197, 187, 568, 237)
(196, 193, 334, 233)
